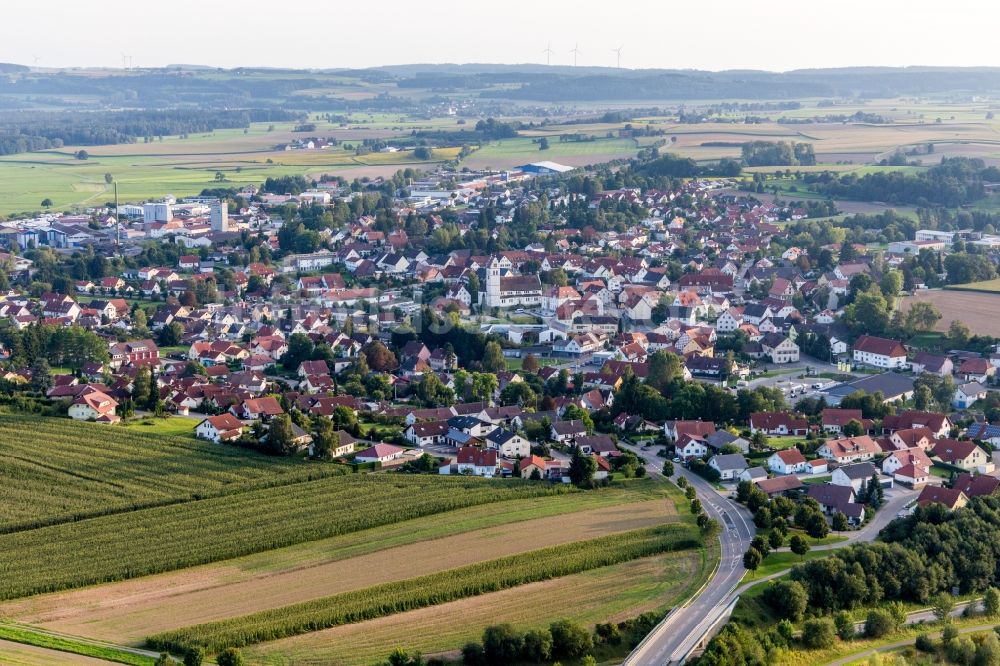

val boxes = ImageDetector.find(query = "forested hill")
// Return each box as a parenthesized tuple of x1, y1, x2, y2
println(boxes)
(483, 67, 1000, 101)
(0, 108, 298, 156)
(6, 66, 1000, 108)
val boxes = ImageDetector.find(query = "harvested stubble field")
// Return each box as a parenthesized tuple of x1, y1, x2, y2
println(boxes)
(0, 475, 567, 601)
(244, 551, 707, 666)
(900, 290, 1000, 336)
(1, 483, 675, 643)
(0, 414, 321, 533)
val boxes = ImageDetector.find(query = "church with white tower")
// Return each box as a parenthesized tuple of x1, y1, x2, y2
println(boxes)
(481, 257, 543, 308)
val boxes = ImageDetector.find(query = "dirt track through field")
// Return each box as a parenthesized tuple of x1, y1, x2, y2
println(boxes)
(245, 553, 703, 666)
(1, 500, 671, 644)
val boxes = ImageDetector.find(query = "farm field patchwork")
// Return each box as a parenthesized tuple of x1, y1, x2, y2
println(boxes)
(2, 488, 675, 643)
(244, 551, 707, 666)
(0, 134, 461, 216)
(0, 474, 568, 601)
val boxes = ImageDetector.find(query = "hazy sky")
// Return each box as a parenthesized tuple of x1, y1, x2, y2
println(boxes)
(4, 0, 1000, 71)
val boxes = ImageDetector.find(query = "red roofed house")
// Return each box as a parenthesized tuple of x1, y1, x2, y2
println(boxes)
(767, 448, 808, 475)
(932, 439, 990, 472)
(882, 411, 953, 439)
(750, 412, 809, 436)
(109, 339, 159, 369)
(195, 413, 246, 443)
(235, 396, 284, 421)
(756, 474, 804, 497)
(445, 447, 499, 477)
(852, 335, 907, 369)
(817, 436, 880, 464)
(355, 443, 406, 464)
(67, 388, 119, 423)
(952, 472, 1000, 498)
(821, 409, 872, 435)
(665, 420, 716, 440)
(889, 427, 936, 452)
(882, 448, 933, 488)
(916, 485, 968, 510)
(519, 455, 547, 479)
(297, 360, 331, 378)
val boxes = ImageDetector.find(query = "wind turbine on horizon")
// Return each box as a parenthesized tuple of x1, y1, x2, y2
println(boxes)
(569, 43, 581, 67)
(542, 42, 554, 66)
(612, 46, 623, 69)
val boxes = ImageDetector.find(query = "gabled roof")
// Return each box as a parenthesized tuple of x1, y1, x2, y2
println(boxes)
(711, 453, 748, 471)
(756, 475, 803, 494)
(485, 427, 519, 445)
(821, 436, 880, 459)
(356, 443, 405, 459)
(575, 434, 617, 453)
(852, 335, 906, 357)
(932, 439, 982, 463)
(916, 485, 967, 509)
(953, 473, 1000, 498)
(552, 419, 588, 435)
(408, 420, 450, 437)
(520, 454, 547, 471)
(457, 447, 498, 467)
(836, 462, 877, 480)
(769, 448, 804, 466)
(807, 482, 855, 508)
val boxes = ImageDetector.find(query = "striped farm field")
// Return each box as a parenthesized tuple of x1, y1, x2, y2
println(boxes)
(245, 551, 708, 666)
(1, 485, 674, 643)
(0, 414, 326, 533)
(146, 524, 701, 653)
(0, 475, 569, 601)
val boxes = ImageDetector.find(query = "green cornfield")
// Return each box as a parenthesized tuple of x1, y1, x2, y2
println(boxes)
(0, 414, 327, 532)
(147, 524, 701, 654)
(0, 475, 570, 601)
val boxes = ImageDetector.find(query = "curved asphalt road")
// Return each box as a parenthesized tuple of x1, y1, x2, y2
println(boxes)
(620, 443, 755, 665)
(620, 443, 918, 665)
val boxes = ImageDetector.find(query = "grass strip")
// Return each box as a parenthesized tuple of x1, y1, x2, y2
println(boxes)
(0, 624, 154, 666)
